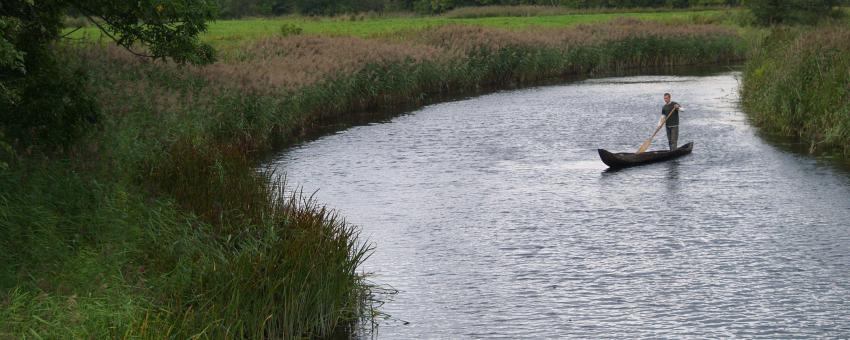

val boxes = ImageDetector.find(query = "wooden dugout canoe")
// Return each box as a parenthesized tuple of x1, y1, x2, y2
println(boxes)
(598, 142, 694, 169)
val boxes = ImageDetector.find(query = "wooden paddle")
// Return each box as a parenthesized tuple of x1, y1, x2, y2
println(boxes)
(637, 107, 678, 154)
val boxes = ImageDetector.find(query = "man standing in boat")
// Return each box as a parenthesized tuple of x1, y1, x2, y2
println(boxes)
(660, 93, 682, 150)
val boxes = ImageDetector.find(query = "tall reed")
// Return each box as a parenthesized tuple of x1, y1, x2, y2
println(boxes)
(0, 156, 372, 338)
(741, 25, 850, 154)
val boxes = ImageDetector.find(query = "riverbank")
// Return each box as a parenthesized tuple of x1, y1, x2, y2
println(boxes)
(1, 16, 745, 337)
(741, 25, 850, 155)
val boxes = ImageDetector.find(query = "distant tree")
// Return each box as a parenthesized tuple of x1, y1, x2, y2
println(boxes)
(746, 0, 839, 25)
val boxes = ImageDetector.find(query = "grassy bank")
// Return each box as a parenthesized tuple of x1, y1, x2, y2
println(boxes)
(66, 8, 733, 46)
(3, 17, 745, 337)
(741, 25, 850, 154)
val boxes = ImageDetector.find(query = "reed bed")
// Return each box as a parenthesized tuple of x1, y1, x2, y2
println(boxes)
(0, 156, 372, 338)
(80, 19, 742, 101)
(3, 18, 745, 338)
(204, 36, 447, 91)
(741, 25, 850, 154)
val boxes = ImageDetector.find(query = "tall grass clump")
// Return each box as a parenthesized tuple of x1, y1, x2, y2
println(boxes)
(0, 160, 161, 338)
(141, 161, 373, 338)
(741, 25, 850, 154)
(0, 155, 372, 338)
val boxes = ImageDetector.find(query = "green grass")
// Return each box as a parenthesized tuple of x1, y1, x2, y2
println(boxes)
(68, 9, 730, 47)
(0, 153, 373, 338)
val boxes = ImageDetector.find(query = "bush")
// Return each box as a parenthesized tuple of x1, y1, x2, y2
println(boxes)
(746, 0, 841, 25)
(279, 22, 304, 36)
(0, 54, 99, 149)
(0, 133, 12, 170)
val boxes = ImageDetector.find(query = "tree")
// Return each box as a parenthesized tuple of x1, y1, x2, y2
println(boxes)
(746, 0, 839, 25)
(1, 0, 217, 149)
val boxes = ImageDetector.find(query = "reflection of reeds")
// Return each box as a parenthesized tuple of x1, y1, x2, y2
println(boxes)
(742, 26, 850, 154)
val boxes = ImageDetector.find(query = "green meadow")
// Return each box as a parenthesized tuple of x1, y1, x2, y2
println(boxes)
(68, 9, 730, 45)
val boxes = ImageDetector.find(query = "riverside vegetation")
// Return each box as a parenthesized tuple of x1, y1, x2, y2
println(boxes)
(10, 4, 847, 337)
(741, 25, 850, 155)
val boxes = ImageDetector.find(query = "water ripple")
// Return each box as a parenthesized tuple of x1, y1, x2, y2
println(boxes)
(271, 71, 850, 338)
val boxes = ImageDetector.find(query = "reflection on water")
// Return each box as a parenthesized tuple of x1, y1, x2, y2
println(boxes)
(270, 72, 850, 338)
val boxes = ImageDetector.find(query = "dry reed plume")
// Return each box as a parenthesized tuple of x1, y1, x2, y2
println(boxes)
(81, 19, 740, 98)
(410, 19, 739, 52)
(203, 35, 446, 91)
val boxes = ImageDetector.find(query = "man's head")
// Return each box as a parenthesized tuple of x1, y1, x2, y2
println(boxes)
(663, 93, 671, 104)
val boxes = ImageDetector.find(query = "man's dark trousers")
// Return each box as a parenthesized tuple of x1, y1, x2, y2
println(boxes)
(666, 125, 678, 150)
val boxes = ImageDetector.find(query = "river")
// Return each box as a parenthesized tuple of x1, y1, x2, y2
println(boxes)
(269, 71, 850, 338)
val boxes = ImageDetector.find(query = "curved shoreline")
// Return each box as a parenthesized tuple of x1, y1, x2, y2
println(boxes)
(2, 20, 747, 337)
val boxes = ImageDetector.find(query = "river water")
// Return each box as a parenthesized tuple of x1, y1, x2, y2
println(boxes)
(269, 71, 850, 338)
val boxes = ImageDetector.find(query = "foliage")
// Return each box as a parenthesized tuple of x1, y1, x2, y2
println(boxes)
(407, 0, 740, 14)
(279, 22, 304, 36)
(208, 0, 741, 17)
(746, 0, 841, 25)
(213, 0, 385, 16)
(215, 0, 287, 17)
(0, 53, 98, 149)
(741, 26, 850, 153)
(0, 0, 216, 149)
(69, 1, 217, 64)
(0, 18, 24, 108)
(0, 132, 12, 170)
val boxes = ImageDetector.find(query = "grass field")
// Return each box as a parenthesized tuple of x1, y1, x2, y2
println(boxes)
(68, 9, 732, 47)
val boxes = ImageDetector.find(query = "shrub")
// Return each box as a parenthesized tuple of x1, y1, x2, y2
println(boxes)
(279, 22, 304, 36)
(746, 0, 841, 25)
(0, 54, 99, 149)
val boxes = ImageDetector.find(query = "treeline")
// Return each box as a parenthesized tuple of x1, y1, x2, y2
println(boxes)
(747, 0, 845, 25)
(214, 0, 741, 17)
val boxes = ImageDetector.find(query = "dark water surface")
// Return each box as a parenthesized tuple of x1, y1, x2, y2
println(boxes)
(269, 72, 850, 338)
